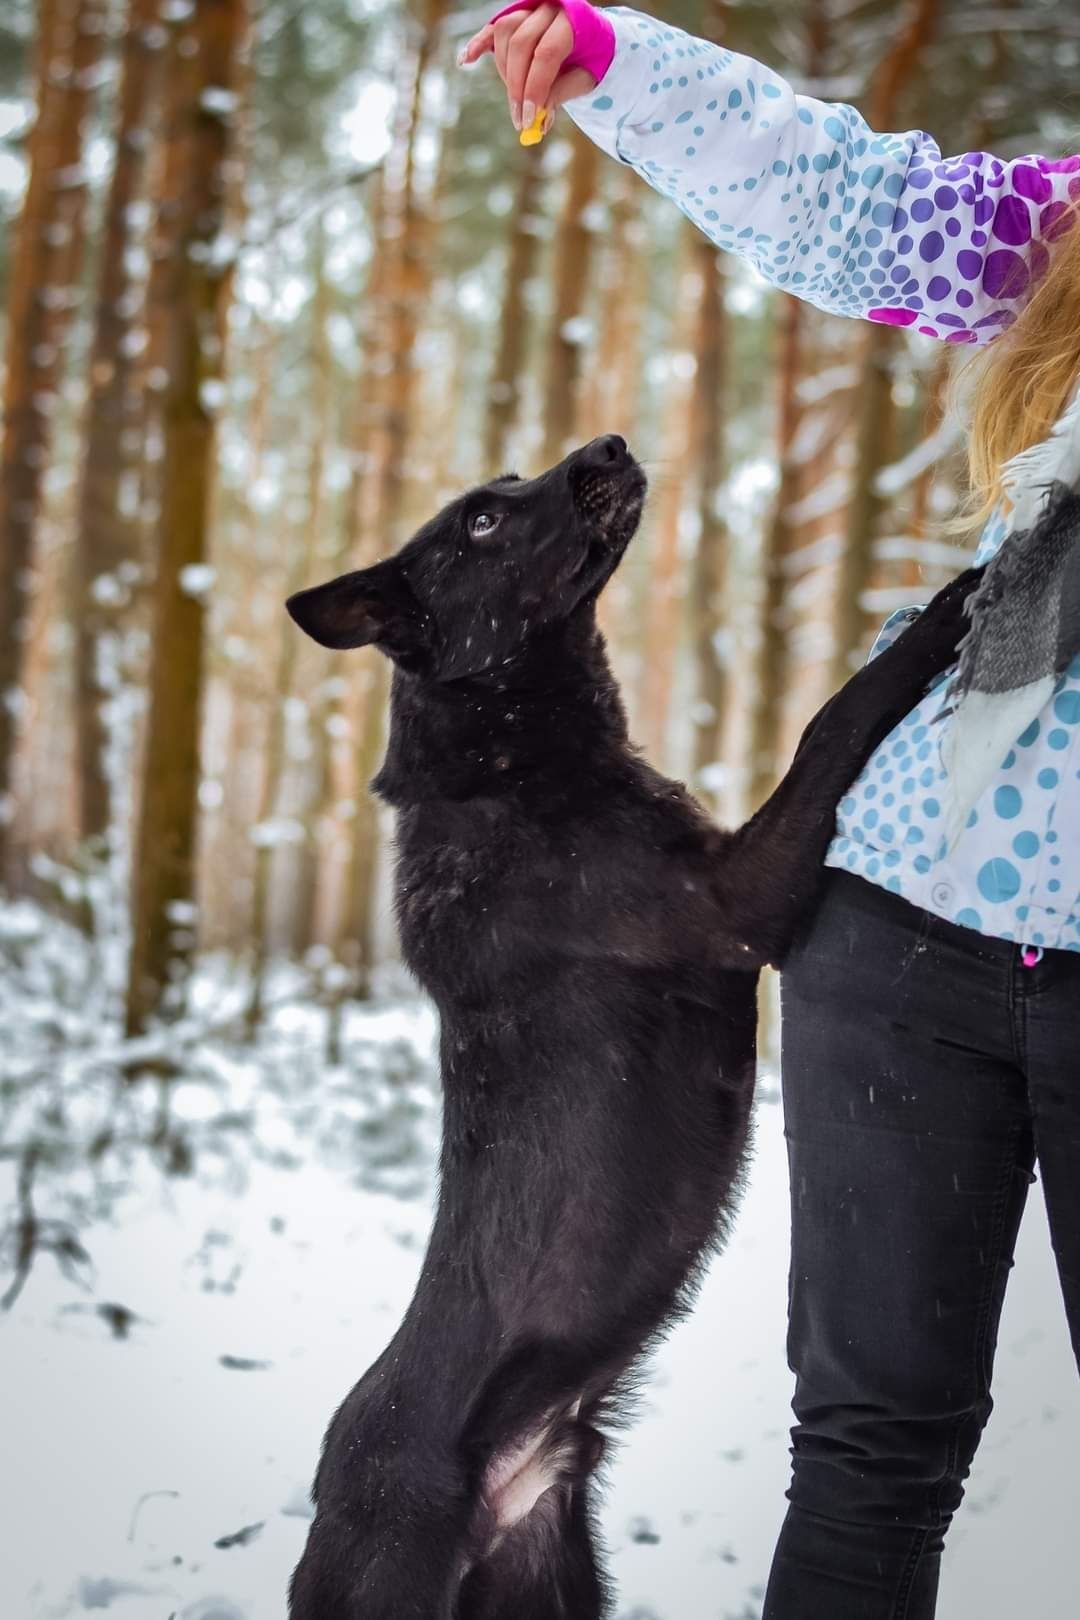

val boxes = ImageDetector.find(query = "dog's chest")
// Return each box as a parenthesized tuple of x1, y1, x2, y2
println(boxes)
(393, 806, 521, 980)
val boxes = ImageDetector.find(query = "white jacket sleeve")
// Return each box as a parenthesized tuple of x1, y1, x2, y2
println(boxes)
(564, 7, 1080, 345)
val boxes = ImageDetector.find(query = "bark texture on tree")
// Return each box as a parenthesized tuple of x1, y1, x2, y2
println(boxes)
(580, 169, 647, 453)
(484, 153, 546, 477)
(72, 0, 166, 850)
(638, 235, 699, 765)
(0, 0, 107, 861)
(688, 236, 729, 804)
(126, 0, 247, 1035)
(903, 346, 954, 585)
(746, 293, 807, 812)
(294, 169, 391, 961)
(540, 132, 601, 468)
(583, 167, 648, 664)
(247, 228, 331, 1030)
(338, 0, 450, 1005)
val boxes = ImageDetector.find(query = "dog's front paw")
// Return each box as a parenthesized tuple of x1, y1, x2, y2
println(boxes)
(894, 565, 984, 677)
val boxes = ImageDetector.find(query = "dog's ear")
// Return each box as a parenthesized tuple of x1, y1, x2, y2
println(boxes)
(286, 561, 431, 671)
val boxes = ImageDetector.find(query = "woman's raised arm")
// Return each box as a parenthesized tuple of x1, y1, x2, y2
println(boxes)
(546, 7, 1080, 344)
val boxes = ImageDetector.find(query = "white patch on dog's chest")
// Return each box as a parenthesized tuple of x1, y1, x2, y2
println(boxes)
(481, 1396, 584, 1538)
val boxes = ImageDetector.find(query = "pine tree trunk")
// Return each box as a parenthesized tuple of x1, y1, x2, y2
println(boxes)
(137, 13, 190, 529)
(540, 132, 601, 468)
(336, 662, 389, 1001)
(828, 322, 900, 683)
(72, 0, 166, 853)
(745, 0, 840, 811)
(904, 345, 953, 586)
(828, 0, 941, 689)
(579, 166, 646, 449)
(687, 237, 729, 803)
(362, 4, 447, 546)
(0, 0, 106, 864)
(337, 0, 450, 1006)
(483, 153, 546, 476)
(289, 280, 336, 960)
(746, 294, 806, 811)
(638, 233, 699, 764)
(581, 168, 648, 663)
(297, 169, 391, 961)
(125, 0, 247, 1036)
(248, 228, 331, 1028)
(245, 572, 303, 1035)
(686, 0, 731, 802)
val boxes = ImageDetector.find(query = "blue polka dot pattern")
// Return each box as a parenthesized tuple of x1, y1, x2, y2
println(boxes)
(978, 859, 1022, 903)
(568, 9, 1080, 345)
(824, 528, 1080, 952)
(994, 785, 1021, 819)
(567, 11, 1080, 953)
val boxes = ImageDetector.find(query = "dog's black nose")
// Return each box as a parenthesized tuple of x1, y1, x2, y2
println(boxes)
(578, 434, 628, 469)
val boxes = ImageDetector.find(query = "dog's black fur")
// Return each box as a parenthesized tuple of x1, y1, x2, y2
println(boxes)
(284, 435, 978, 1620)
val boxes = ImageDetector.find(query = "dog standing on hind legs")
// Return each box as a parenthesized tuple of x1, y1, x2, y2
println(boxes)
(284, 433, 980, 1620)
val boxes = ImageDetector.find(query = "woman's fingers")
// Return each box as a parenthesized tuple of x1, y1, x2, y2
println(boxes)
(458, 4, 594, 132)
(492, 16, 527, 114)
(503, 6, 564, 125)
(457, 23, 494, 65)
(516, 11, 581, 124)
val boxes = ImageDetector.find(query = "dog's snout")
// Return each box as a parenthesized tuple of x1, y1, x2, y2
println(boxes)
(579, 434, 628, 470)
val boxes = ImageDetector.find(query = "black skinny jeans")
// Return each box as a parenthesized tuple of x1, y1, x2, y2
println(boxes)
(764, 869, 1080, 1620)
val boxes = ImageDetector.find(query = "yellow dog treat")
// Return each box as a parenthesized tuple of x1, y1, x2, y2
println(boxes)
(519, 106, 549, 146)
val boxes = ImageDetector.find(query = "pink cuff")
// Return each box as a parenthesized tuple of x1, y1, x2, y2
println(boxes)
(486, 0, 616, 85)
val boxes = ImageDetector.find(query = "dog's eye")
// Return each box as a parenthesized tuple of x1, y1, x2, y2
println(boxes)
(468, 511, 503, 541)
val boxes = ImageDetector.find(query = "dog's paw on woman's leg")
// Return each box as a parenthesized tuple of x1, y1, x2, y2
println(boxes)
(892, 565, 985, 679)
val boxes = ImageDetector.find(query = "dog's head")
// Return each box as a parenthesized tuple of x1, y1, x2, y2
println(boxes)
(286, 435, 646, 681)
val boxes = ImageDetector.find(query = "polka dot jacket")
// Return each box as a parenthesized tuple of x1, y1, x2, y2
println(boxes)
(566, 7, 1080, 340)
(564, 7, 1080, 952)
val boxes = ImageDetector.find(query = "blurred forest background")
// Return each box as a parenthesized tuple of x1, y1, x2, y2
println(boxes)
(1, 0, 1080, 1299)
(4, 0, 1080, 1018)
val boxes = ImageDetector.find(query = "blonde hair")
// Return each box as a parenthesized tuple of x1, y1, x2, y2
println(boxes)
(962, 213, 1080, 524)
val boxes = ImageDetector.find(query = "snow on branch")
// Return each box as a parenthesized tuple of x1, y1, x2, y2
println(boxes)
(873, 535, 974, 570)
(875, 422, 962, 498)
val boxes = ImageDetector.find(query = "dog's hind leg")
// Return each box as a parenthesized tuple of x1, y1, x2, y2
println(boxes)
(457, 1485, 606, 1620)
(289, 1503, 466, 1620)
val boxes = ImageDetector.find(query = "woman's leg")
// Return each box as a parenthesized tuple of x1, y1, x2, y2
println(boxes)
(764, 871, 1035, 1620)
(1021, 947, 1080, 1370)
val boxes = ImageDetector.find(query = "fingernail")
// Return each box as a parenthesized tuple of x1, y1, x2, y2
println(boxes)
(522, 99, 535, 130)
(456, 46, 468, 66)
(511, 100, 522, 130)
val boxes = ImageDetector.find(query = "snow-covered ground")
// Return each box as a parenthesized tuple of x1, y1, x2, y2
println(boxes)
(1, 971, 1077, 1620)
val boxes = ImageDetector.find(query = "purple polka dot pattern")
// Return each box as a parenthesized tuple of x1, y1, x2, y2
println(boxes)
(566, 9, 1080, 346)
(983, 249, 1030, 299)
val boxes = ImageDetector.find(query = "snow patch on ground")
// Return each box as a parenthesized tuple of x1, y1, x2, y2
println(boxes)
(0, 920, 1076, 1619)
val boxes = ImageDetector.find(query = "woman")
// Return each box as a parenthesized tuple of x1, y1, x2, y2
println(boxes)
(460, 7, 1080, 1618)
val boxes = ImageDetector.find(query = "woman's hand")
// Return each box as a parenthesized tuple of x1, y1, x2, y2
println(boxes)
(459, 2, 598, 133)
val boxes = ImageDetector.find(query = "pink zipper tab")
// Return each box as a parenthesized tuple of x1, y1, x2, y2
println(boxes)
(1020, 945, 1044, 969)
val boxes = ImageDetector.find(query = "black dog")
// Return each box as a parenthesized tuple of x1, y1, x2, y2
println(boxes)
(285, 435, 977, 1619)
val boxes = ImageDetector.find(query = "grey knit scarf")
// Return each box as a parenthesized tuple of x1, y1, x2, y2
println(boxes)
(941, 388, 1080, 847)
